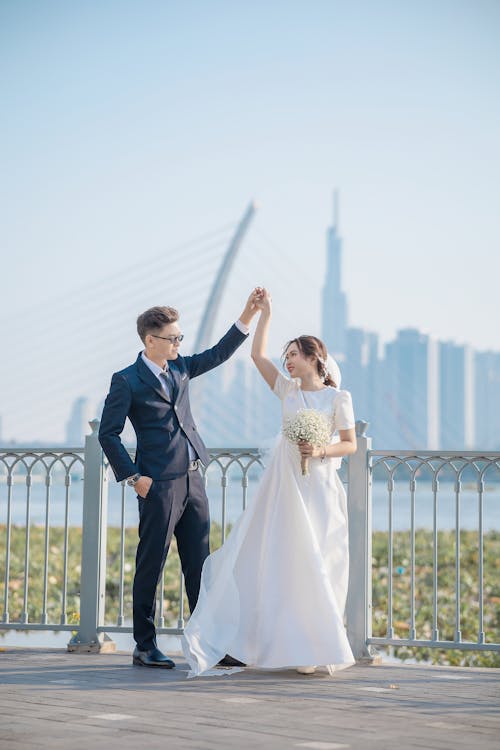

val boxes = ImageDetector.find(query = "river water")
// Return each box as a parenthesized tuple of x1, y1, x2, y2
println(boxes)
(1, 476, 498, 531)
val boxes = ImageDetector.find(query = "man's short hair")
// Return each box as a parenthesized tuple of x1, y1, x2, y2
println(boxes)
(137, 306, 179, 344)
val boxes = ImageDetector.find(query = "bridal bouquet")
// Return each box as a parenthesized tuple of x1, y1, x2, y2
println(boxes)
(282, 409, 332, 476)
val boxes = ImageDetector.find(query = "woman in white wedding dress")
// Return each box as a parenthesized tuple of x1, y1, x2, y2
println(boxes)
(182, 289, 357, 677)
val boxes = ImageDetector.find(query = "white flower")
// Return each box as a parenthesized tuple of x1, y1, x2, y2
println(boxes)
(282, 409, 332, 447)
(283, 409, 333, 476)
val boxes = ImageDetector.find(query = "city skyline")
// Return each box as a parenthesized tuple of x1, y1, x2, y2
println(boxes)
(1, 189, 498, 450)
(197, 195, 499, 452)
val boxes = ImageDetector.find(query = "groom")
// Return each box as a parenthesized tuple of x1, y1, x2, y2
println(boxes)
(99, 290, 259, 668)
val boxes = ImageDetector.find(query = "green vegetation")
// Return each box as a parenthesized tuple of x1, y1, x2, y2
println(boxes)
(1, 524, 498, 667)
(372, 530, 500, 667)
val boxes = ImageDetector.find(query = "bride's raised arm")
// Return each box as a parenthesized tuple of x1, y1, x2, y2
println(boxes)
(251, 288, 280, 389)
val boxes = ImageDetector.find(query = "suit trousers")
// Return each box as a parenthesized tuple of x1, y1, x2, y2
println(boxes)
(132, 469, 210, 651)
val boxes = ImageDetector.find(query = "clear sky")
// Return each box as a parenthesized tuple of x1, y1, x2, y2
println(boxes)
(1, 0, 499, 441)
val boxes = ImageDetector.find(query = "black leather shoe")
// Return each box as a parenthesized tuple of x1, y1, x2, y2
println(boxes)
(217, 654, 246, 667)
(133, 646, 175, 668)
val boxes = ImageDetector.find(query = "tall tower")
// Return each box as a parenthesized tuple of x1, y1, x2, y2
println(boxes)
(439, 341, 475, 449)
(384, 329, 440, 449)
(65, 397, 93, 446)
(322, 191, 348, 357)
(475, 350, 500, 449)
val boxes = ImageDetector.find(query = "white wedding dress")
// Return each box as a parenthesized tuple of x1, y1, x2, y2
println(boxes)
(182, 372, 356, 677)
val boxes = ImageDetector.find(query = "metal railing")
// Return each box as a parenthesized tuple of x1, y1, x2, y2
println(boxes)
(1, 423, 499, 659)
(0, 446, 84, 632)
(367, 450, 500, 654)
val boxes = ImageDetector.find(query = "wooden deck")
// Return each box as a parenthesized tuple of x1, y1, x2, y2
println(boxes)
(0, 648, 498, 749)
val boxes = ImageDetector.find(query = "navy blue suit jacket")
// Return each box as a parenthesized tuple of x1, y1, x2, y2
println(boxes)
(99, 324, 248, 482)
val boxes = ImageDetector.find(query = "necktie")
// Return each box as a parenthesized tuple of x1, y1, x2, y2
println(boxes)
(160, 369, 174, 400)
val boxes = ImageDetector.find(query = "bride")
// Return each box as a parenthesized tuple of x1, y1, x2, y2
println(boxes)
(182, 288, 357, 676)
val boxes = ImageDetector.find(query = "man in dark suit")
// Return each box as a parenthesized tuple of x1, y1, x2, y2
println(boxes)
(99, 290, 259, 668)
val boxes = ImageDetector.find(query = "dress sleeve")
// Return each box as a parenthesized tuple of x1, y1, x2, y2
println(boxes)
(334, 390, 355, 431)
(272, 372, 297, 400)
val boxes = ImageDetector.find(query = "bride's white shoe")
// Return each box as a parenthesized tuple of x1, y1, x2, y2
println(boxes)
(296, 666, 317, 674)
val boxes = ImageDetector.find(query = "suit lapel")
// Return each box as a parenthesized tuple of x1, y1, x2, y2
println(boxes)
(136, 355, 172, 404)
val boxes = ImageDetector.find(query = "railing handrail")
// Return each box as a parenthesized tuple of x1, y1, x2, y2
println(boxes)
(370, 449, 500, 457)
(0, 446, 85, 453)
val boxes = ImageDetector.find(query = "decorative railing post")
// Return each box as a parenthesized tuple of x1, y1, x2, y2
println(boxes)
(346, 421, 378, 662)
(67, 419, 115, 653)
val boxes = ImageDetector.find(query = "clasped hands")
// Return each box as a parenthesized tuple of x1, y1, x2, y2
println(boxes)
(247, 287, 271, 311)
(240, 287, 271, 326)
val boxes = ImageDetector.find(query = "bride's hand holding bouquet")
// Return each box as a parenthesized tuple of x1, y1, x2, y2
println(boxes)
(283, 409, 332, 476)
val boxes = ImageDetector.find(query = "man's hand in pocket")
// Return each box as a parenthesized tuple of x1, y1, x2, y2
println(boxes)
(136, 476, 153, 498)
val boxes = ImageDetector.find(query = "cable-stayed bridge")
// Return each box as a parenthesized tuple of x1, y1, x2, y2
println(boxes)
(0, 203, 320, 445)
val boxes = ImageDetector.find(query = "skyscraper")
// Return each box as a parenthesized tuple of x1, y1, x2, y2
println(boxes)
(475, 350, 500, 449)
(342, 327, 379, 423)
(439, 342, 475, 449)
(384, 329, 439, 449)
(322, 191, 348, 358)
(65, 396, 94, 446)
